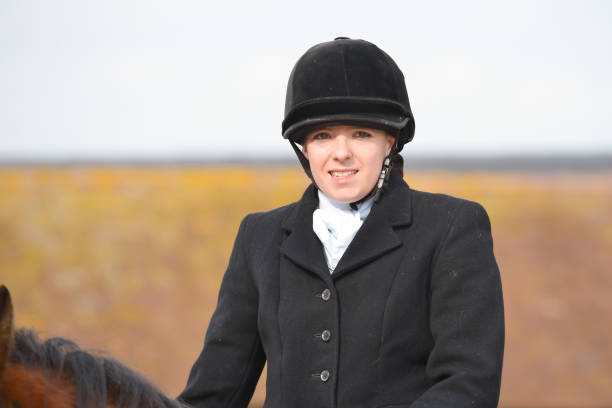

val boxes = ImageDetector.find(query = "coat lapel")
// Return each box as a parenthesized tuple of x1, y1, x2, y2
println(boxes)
(280, 184, 330, 280)
(331, 171, 413, 280)
(280, 172, 413, 281)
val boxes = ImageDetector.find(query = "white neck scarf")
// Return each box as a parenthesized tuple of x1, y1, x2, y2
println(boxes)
(312, 190, 374, 273)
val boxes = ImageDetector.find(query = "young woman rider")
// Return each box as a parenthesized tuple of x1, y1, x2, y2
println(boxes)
(178, 37, 505, 408)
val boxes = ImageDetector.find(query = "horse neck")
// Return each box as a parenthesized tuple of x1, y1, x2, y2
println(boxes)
(0, 363, 76, 408)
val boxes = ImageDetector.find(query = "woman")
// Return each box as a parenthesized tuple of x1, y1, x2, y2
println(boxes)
(178, 38, 504, 408)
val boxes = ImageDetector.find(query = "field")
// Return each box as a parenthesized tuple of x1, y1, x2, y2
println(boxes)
(0, 166, 611, 407)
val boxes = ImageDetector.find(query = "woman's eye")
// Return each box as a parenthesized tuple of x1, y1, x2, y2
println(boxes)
(312, 132, 331, 140)
(354, 131, 372, 138)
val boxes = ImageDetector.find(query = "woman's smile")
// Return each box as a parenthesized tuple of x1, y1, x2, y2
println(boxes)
(329, 169, 358, 181)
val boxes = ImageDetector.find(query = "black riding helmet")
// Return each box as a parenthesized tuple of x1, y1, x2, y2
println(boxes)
(282, 37, 415, 203)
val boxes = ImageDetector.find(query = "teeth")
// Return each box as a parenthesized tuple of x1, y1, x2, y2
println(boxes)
(331, 170, 357, 177)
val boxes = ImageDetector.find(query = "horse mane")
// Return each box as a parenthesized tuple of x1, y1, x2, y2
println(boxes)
(6, 327, 186, 408)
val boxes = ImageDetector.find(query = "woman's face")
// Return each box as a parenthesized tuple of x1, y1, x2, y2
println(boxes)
(302, 125, 394, 203)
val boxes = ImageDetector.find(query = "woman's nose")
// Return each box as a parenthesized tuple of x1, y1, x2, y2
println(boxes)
(332, 136, 352, 161)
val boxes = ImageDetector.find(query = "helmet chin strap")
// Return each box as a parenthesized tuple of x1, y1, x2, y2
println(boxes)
(290, 140, 313, 180)
(350, 135, 399, 209)
(289, 135, 399, 210)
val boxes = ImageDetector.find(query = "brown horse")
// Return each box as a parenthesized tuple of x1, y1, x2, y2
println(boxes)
(0, 285, 187, 408)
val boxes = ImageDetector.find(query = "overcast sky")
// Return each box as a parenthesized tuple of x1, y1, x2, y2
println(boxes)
(1, 0, 610, 160)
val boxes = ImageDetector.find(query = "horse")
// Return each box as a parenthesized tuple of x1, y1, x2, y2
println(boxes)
(0, 285, 188, 408)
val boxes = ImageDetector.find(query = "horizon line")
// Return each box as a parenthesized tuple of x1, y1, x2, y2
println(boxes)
(0, 154, 610, 171)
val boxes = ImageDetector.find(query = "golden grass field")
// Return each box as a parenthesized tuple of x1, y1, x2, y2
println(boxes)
(0, 166, 611, 407)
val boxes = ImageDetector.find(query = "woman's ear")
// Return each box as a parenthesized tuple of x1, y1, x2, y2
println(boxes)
(386, 135, 395, 155)
(302, 143, 309, 159)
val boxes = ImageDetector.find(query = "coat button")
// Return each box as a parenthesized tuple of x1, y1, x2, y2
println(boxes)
(321, 289, 331, 301)
(321, 329, 331, 342)
(320, 370, 330, 382)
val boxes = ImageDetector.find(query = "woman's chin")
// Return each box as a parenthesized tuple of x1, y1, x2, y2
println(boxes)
(325, 189, 368, 204)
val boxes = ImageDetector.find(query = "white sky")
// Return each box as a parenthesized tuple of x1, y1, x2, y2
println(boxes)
(0, 0, 611, 160)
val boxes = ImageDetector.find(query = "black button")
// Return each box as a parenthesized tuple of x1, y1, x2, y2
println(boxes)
(321, 289, 331, 301)
(334, 36, 350, 40)
(321, 329, 331, 342)
(320, 370, 330, 382)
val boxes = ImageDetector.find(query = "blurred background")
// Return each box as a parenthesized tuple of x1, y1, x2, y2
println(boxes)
(1, 1, 611, 407)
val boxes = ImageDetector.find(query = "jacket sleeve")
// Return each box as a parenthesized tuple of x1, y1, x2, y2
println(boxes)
(411, 201, 505, 408)
(177, 215, 265, 408)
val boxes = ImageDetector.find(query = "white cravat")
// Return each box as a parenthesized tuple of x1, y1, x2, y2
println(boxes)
(312, 190, 374, 273)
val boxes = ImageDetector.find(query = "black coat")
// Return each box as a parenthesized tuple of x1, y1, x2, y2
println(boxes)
(178, 172, 505, 408)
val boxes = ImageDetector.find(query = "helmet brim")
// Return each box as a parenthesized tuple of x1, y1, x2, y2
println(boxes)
(283, 113, 411, 145)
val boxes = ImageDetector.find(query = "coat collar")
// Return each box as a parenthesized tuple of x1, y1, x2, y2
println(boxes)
(280, 171, 413, 280)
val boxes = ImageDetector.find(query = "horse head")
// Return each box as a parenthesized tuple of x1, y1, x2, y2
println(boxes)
(0, 285, 187, 408)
